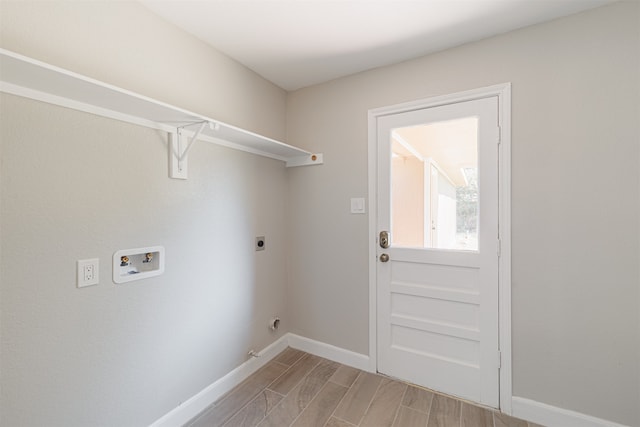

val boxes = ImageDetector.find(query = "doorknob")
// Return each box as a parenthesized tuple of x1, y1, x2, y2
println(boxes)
(379, 253, 390, 262)
(379, 231, 390, 249)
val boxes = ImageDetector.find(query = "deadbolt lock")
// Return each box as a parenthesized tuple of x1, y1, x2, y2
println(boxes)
(379, 231, 389, 249)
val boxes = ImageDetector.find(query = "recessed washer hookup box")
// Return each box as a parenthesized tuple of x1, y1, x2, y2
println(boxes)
(113, 246, 165, 284)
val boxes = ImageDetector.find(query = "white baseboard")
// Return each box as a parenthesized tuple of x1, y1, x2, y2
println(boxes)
(150, 336, 630, 427)
(287, 333, 371, 371)
(149, 335, 289, 427)
(148, 333, 370, 427)
(511, 397, 630, 427)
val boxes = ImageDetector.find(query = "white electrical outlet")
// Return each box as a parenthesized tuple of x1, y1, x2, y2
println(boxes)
(77, 258, 99, 288)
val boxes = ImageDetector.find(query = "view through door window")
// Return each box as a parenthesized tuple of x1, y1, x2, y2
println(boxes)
(391, 117, 479, 251)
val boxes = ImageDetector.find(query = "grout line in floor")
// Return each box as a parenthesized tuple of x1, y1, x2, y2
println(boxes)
(220, 360, 292, 427)
(357, 373, 386, 426)
(390, 383, 409, 427)
(425, 387, 434, 427)
(272, 360, 290, 369)
(287, 379, 331, 427)
(324, 369, 362, 427)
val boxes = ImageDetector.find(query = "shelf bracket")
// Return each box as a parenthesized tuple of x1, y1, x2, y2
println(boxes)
(0, 49, 325, 179)
(169, 121, 218, 179)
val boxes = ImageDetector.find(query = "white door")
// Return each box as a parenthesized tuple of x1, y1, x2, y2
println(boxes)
(376, 96, 500, 407)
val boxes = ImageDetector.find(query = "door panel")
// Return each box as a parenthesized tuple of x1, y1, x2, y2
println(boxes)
(391, 290, 479, 329)
(376, 96, 499, 407)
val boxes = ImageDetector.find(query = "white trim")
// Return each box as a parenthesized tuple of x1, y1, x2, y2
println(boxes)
(497, 84, 513, 414)
(149, 333, 630, 427)
(149, 335, 289, 427)
(367, 83, 513, 411)
(511, 397, 630, 427)
(148, 332, 630, 427)
(148, 333, 370, 427)
(368, 110, 379, 374)
(287, 333, 371, 371)
(369, 84, 510, 117)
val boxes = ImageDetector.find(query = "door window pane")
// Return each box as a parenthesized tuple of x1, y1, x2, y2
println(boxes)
(391, 117, 478, 251)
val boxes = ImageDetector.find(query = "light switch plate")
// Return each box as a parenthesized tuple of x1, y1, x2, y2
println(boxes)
(350, 198, 366, 214)
(77, 258, 99, 288)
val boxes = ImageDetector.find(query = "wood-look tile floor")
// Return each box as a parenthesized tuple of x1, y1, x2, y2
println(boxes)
(187, 348, 543, 427)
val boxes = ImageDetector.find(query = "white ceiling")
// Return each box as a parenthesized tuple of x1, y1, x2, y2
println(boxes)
(140, 0, 614, 91)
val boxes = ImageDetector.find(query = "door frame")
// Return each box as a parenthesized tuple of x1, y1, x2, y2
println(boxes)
(367, 83, 513, 413)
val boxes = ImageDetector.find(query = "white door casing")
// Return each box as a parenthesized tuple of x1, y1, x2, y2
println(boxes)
(367, 84, 512, 412)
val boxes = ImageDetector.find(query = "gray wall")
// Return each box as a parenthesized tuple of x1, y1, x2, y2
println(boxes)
(286, 2, 640, 425)
(1, 1, 639, 426)
(0, 0, 287, 141)
(1, 1, 289, 426)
